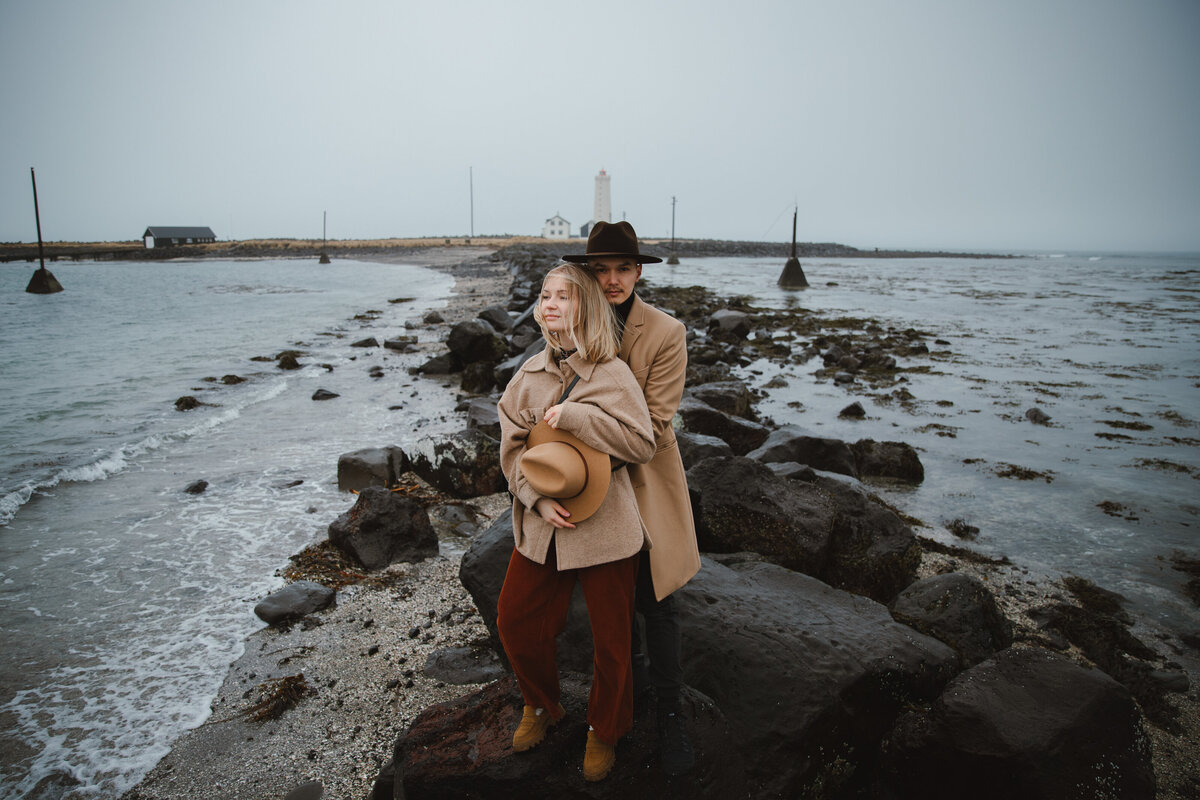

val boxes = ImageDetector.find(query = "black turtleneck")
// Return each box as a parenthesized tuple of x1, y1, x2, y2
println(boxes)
(614, 293, 636, 338)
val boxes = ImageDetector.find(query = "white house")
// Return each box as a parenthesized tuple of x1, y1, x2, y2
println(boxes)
(542, 214, 571, 240)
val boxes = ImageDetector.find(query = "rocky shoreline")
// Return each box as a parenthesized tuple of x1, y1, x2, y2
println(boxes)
(122, 244, 1196, 800)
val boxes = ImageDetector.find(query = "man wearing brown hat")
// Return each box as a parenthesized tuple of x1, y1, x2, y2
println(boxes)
(563, 220, 701, 776)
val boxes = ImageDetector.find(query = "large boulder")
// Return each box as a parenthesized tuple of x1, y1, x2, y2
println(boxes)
(477, 305, 513, 334)
(890, 572, 1013, 668)
(687, 456, 836, 576)
(253, 580, 336, 625)
(673, 558, 959, 796)
(447, 320, 507, 365)
(327, 487, 438, 570)
(676, 430, 734, 469)
(378, 676, 741, 799)
(408, 429, 505, 498)
(747, 424, 859, 478)
(685, 380, 755, 419)
(336, 446, 407, 492)
(882, 647, 1156, 799)
(805, 471, 922, 602)
(676, 396, 770, 455)
(852, 438, 925, 483)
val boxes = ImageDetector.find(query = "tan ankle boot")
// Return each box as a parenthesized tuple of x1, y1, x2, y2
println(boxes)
(583, 730, 615, 781)
(512, 704, 563, 752)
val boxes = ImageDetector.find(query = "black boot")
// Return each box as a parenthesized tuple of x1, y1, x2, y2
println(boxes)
(656, 698, 695, 777)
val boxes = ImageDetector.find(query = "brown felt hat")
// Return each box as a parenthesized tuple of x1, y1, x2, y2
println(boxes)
(519, 421, 611, 522)
(561, 221, 662, 264)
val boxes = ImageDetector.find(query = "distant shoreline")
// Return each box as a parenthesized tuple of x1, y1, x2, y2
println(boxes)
(0, 236, 1010, 264)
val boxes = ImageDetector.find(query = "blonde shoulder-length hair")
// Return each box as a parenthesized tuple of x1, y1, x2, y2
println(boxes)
(533, 262, 619, 363)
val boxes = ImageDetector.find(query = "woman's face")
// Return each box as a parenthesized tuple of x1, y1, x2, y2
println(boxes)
(540, 274, 575, 335)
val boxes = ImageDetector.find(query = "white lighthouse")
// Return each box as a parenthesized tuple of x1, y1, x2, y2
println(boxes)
(593, 168, 611, 225)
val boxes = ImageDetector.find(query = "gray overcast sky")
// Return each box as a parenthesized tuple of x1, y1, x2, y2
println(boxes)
(2, 0, 1197, 252)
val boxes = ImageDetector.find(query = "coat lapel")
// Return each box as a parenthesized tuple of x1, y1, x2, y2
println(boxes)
(619, 295, 646, 360)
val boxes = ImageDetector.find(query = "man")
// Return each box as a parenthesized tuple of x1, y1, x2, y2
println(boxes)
(563, 221, 701, 776)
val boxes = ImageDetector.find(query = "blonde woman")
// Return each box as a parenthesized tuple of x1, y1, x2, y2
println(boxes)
(496, 262, 655, 781)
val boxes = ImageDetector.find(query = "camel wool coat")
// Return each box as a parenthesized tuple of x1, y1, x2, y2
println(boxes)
(498, 349, 656, 571)
(620, 294, 702, 599)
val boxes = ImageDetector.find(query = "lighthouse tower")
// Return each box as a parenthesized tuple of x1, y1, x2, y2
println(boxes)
(593, 168, 611, 224)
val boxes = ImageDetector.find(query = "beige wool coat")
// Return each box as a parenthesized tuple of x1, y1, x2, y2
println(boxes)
(620, 295, 702, 600)
(498, 349, 656, 571)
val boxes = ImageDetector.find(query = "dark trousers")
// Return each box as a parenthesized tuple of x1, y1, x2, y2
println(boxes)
(497, 543, 640, 746)
(631, 550, 683, 703)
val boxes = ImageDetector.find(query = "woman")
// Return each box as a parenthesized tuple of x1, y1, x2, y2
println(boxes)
(496, 262, 656, 782)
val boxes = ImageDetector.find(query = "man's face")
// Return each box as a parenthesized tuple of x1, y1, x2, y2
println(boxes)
(589, 256, 642, 306)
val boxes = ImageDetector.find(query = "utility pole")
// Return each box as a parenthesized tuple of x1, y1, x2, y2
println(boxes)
(667, 195, 679, 264)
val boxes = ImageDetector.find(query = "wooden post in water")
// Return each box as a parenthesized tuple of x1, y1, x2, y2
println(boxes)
(666, 195, 679, 265)
(318, 210, 331, 263)
(25, 168, 64, 294)
(777, 206, 808, 289)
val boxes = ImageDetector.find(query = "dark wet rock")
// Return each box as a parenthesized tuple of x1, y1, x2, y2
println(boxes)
(419, 352, 461, 375)
(311, 389, 339, 401)
(447, 320, 507, 365)
(378, 676, 739, 799)
(890, 572, 1013, 668)
(767, 461, 818, 481)
(686, 361, 736, 387)
(183, 480, 208, 495)
(463, 397, 501, 438)
(253, 580, 336, 625)
(350, 337, 379, 348)
(460, 361, 494, 394)
(327, 487, 438, 570)
(839, 400, 867, 418)
(384, 336, 417, 352)
(687, 456, 836, 576)
(423, 310, 444, 324)
(477, 305, 513, 334)
(747, 424, 859, 478)
(1026, 407, 1052, 425)
(676, 396, 770, 455)
(448, 552, 958, 798)
(676, 430, 734, 469)
(833, 371, 856, 384)
(493, 340, 543, 387)
(337, 446, 407, 492)
(423, 646, 506, 685)
(282, 780, 324, 800)
(806, 470, 922, 602)
(220, 374, 246, 385)
(367, 365, 384, 379)
(686, 380, 755, 419)
(708, 307, 751, 338)
(882, 648, 1156, 800)
(851, 438, 925, 483)
(277, 353, 302, 370)
(408, 429, 504, 498)
(674, 559, 957, 796)
(174, 395, 202, 411)
(1028, 589, 1183, 731)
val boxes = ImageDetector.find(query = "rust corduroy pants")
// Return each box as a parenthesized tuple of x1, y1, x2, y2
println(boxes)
(497, 542, 639, 746)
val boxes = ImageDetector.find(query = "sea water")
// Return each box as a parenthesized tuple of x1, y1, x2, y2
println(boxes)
(0, 252, 1197, 797)
(650, 252, 1199, 635)
(0, 257, 462, 798)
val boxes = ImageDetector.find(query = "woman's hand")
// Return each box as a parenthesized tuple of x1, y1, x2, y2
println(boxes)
(533, 497, 575, 529)
(543, 404, 563, 429)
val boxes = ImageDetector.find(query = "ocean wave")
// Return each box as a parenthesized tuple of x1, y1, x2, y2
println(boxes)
(0, 380, 289, 528)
